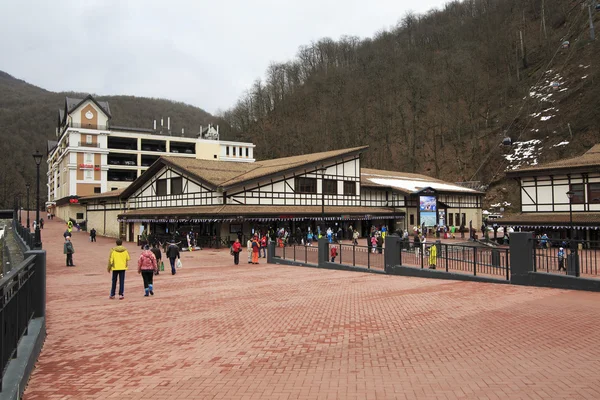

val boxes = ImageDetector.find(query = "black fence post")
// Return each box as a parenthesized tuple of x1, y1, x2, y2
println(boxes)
(367, 248, 371, 270)
(339, 245, 343, 265)
(473, 247, 477, 276)
(445, 244, 449, 273)
(24, 250, 46, 318)
(505, 249, 510, 281)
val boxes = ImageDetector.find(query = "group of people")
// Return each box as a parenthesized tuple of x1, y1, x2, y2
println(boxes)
(230, 235, 267, 265)
(62, 222, 185, 299)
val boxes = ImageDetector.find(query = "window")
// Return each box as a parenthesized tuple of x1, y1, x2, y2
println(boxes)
(226, 146, 230, 156)
(245, 148, 249, 157)
(111, 187, 118, 191)
(233, 147, 236, 156)
(214, 154, 217, 159)
(588, 183, 600, 203)
(84, 170, 93, 181)
(156, 179, 167, 196)
(343, 181, 356, 196)
(455, 213, 460, 227)
(570, 183, 585, 204)
(76, 213, 84, 219)
(171, 177, 183, 195)
(84, 153, 93, 163)
(295, 177, 317, 194)
(410, 214, 415, 225)
(94, 187, 101, 194)
(86, 135, 92, 144)
(323, 179, 337, 195)
(449, 213, 454, 227)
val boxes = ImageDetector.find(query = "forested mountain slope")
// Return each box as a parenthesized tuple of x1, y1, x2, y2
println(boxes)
(221, 0, 599, 206)
(0, 72, 219, 208)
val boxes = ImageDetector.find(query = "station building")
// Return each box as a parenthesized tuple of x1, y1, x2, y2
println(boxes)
(79, 146, 484, 243)
(499, 143, 600, 241)
(46, 95, 255, 222)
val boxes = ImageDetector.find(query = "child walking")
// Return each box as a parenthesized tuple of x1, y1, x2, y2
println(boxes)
(138, 245, 158, 296)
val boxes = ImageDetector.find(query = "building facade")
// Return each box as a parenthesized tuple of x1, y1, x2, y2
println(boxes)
(499, 144, 600, 241)
(47, 95, 255, 222)
(80, 146, 483, 243)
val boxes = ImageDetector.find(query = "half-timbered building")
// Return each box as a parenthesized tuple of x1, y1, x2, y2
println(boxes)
(80, 146, 484, 242)
(499, 144, 600, 241)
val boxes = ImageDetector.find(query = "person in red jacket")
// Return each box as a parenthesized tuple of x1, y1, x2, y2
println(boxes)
(137, 245, 157, 296)
(260, 235, 268, 258)
(330, 245, 338, 262)
(231, 239, 242, 265)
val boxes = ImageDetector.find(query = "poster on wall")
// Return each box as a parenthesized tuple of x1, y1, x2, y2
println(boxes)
(438, 210, 446, 227)
(420, 212, 437, 227)
(419, 196, 437, 211)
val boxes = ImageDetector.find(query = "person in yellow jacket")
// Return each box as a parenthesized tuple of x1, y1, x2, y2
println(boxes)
(428, 243, 438, 270)
(107, 239, 130, 300)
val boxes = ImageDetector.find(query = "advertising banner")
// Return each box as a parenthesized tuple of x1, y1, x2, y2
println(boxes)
(419, 196, 437, 211)
(420, 212, 437, 226)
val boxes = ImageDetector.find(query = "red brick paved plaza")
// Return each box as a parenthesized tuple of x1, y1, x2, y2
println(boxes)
(22, 218, 600, 399)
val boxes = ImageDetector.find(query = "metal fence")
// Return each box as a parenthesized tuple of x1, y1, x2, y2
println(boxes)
(328, 243, 385, 271)
(12, 219, 35, 250)
(0, 255, 37, 392)
(274, 243, 319, 265)
(533, 239, 600, 278)
(399, 242, 510, 280)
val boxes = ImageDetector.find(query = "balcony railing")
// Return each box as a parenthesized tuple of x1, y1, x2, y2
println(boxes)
(68, 122, 108, 130)
(77, 142, 101, 148)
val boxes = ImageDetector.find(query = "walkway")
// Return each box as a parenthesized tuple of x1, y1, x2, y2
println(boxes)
(22, 218, 600, 399)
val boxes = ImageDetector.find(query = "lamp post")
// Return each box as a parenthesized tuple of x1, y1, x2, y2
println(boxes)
(33, 150, 43, 249)
(566, 190, 574, 240)
(320, 168, 325, 225)
(391, 192, 397, 232)
(18, 193, 22, 224)
(26, 183, 31, 230)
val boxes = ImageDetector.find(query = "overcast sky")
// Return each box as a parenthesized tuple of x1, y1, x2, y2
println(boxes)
(0, 0, 448, 114)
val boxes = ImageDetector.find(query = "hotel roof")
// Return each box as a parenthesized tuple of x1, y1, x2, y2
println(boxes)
(361, 168, 481, 195)
(506, 144, 600, 176)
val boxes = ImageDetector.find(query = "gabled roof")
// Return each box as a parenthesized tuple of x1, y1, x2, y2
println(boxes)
(79, 189, 124, 202)
(120, 146, 368, 198)
(361, 168, 481, 195)
(65, 95, 112, 118)
(47, 140, 58, 155)
(506, 144, 600, 177)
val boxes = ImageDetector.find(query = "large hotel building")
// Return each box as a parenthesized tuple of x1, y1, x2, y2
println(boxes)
(47, 95, 255, 221)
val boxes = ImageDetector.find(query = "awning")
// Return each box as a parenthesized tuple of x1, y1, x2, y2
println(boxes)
(118, 205, 404, 223)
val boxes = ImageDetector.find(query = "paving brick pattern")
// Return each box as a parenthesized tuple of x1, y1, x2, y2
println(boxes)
(21, 218, 600, 399)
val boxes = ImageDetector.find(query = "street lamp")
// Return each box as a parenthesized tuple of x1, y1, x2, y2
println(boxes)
(26, 183, 31, 230)
(18, 193, 22, 224)
(566, 190, 574, 240)
(33, 150, 43, 249)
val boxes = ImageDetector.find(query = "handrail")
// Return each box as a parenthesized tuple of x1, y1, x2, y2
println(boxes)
(0, 255, 37, 392)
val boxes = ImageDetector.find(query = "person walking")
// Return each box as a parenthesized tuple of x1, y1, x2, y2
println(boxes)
(90, 228, 97, 242)
(108, 239, 130, 300)
(247, 237, 253, 263)
(251, 235, 260, 264)
(137, 245, 158, 296)
(166, 240, 180, 275)
(558, 247, 566, 271)
(231, 238, 242, 265)
(414, 234, 421, 257)
(151, 243, 162, 275)
(352, 229, 359, 245)
(64, 237, 75, 266)
(371, 234, 377, 253)
(330, 245, 338, 262)
(428, 243, 438, 269)
(260, 235, 267, 258)
(40, 218, 44, 229)
(376, 234, 383, 254)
